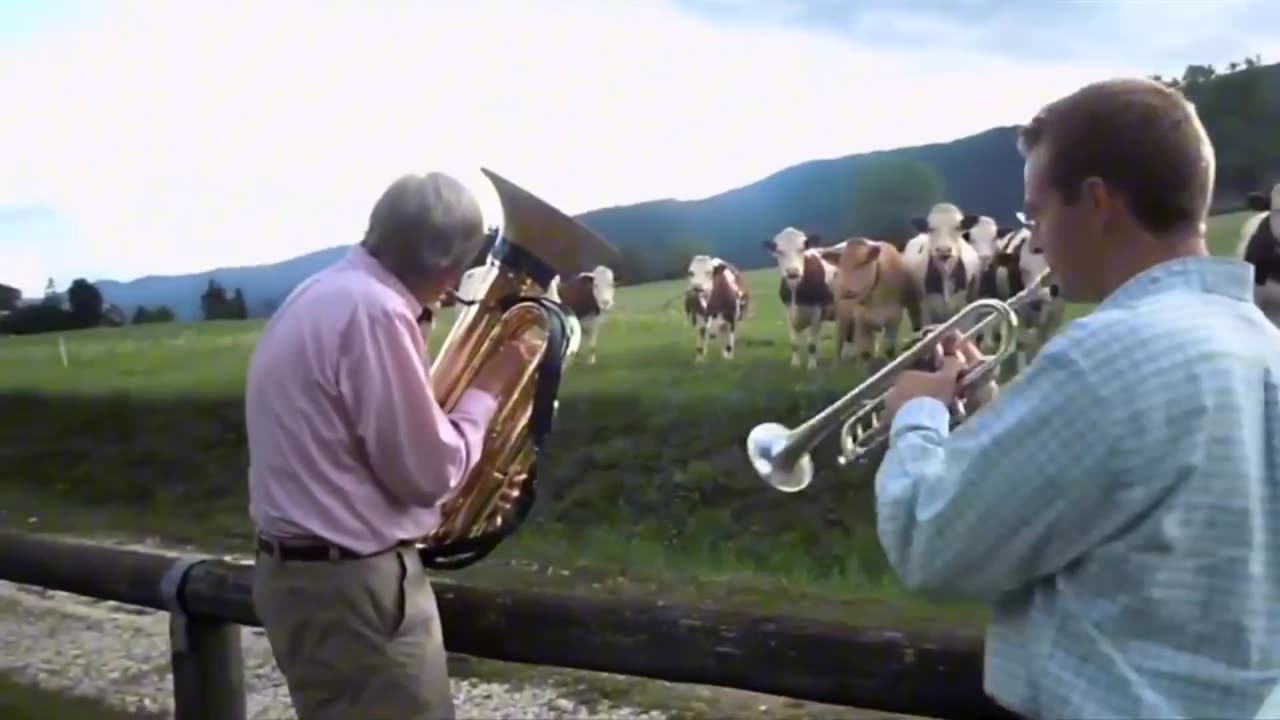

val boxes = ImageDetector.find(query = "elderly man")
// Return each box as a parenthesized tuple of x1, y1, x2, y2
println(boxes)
(246, 172, 537, 720)
(874, 78, 1280, 719)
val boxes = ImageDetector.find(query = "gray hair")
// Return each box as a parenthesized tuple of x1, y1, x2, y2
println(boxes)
(360, 172, 486, 288)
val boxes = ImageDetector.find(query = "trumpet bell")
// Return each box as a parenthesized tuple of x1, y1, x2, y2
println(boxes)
(746, 422, 814, 493)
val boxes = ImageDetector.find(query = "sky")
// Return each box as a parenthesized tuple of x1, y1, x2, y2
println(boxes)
(1, 0, 1277, 297)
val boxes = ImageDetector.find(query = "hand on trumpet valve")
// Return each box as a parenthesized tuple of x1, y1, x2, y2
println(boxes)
(883, 332, 997, 425)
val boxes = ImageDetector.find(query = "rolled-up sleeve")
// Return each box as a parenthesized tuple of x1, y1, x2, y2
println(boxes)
(874, 338, 1120, 600)
(338, 304, 499, 508)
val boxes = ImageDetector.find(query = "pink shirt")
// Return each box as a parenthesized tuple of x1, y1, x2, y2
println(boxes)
(246, 246, 498, 555)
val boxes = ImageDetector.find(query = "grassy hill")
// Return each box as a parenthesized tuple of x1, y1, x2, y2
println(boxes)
(73, 61, 1280, 321)
(0, 210, 1254, 632)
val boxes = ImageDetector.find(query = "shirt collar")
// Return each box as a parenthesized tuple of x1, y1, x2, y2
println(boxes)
(1098, 255, 1255, 311)
(344, 245, 425, 320)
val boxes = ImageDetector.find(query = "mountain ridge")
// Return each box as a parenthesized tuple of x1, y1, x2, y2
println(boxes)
(32, 60, 1280, 320)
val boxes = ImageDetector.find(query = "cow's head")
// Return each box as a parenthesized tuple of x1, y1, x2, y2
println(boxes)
(686, 254, 717, 295)
(590, 265, 615, 312)
(910, 203, 979, 262)
(1020, 233, 1051, 296)
(762, 227, 818, 284)
(823, 238, 881, 302)
(1247, 183, 1280, 240)
(962, 215, 999, 264)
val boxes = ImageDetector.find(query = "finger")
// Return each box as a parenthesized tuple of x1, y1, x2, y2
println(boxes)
(938, 332, 957, 356)
(938, 355, 964, 378)
(953, 337, 984, 365)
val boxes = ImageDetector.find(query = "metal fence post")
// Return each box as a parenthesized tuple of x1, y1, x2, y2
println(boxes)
(161, 557, 247, 720)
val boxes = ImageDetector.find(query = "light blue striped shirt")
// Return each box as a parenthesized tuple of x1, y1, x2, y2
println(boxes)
(876, 256, 1280, 719)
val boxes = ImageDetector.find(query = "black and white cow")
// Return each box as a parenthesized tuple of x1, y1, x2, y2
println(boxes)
(1236, 183, 1280, 328)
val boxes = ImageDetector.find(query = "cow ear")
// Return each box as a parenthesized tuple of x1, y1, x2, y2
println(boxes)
(910, 217, 928, 233)
(1247, 193, 1272, 212)
(961, 214, 980, 230)
(819, 248, 843, 264)
(1015, 211, 1030, 225)
(864, 244, 882, 261)
(761, 239, 777, 253)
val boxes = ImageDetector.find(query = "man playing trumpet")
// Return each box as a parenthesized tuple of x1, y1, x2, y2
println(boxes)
(875, 78, 1280, 719)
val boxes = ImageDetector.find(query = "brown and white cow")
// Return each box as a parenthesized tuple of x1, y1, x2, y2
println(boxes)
(761, 227, 837, 370)
(901, 203, 982, 327)
(821, 238, 918, 369)
(684, 255, 750, 362)
(1236, 183, 1280, 328)
(549, 265, 615, 365)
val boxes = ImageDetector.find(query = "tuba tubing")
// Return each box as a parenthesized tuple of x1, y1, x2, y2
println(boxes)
(745, 270, 1052, 493)
(416, 168, 618, 570)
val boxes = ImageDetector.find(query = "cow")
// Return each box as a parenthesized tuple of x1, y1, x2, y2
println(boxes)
(901, 203, 982, 327)
(1236, 183, 1280, 328)
(684, 255, 749, 362)
(822, 238, 918, 370)
(961, 215, 1006, 269)
(974, 222, 1063, 372)
(762, 227, 838, 370)
(971, 212, 1034, 349)
(549, 265, 615, 365)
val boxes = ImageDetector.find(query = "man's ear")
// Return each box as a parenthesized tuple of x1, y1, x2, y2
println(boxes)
(1081, 176, 1112, 214)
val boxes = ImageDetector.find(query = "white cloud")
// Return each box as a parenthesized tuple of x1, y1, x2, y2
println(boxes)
(0, 0, 1141, 289)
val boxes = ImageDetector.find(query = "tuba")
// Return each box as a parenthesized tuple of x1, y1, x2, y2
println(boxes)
(417, 168, 619, 570)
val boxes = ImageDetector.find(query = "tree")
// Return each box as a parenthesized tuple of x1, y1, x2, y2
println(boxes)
(230, 288, 248, 320)
(66, 278, 104, 329)
(0, 304, 74, 335)
(0, 283, 20, 312)
(132, 305, 176, 324)
(200, 279, 229, 320)
(847, 158, 947, 245)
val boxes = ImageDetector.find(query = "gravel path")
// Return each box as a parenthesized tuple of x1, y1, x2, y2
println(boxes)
(0, 537, 668, 719)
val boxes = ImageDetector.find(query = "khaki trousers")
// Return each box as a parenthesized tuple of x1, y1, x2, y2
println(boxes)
(252, 544, 455, 720)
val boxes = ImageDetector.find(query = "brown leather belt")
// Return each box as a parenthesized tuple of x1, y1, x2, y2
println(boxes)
(256, 535, 412, 562)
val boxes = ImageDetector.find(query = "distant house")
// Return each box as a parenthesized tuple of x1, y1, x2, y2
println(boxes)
(31, 293, 69, 311)
(101, 304, 126, 327)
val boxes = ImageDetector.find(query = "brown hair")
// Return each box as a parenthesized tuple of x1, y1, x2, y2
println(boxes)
(1017, 77, 1215, 235)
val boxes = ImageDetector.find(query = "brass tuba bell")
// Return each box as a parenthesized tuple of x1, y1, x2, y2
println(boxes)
(417, 168, 619, 570)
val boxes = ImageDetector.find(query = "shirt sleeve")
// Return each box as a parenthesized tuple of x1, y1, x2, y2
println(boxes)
(873, 336, 1122, 600)
(338, 304, 499, 508)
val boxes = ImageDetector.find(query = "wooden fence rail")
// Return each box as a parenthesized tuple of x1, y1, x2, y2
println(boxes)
(0, 530, 1013, 720)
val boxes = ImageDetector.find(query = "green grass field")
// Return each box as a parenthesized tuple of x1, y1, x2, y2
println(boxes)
(0, 212, 1254, 637)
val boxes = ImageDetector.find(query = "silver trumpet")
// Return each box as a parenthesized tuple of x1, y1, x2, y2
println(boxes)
(745, 270, 1053, 493)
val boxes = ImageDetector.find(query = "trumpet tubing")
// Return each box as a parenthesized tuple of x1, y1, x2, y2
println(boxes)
(745, 271, 1051, 493)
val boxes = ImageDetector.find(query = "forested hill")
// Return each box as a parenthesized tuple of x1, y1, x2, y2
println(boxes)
(577, 124, 1026, 280)
(70, 58, 1280, 320)
(581, 57, 1280, 283)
